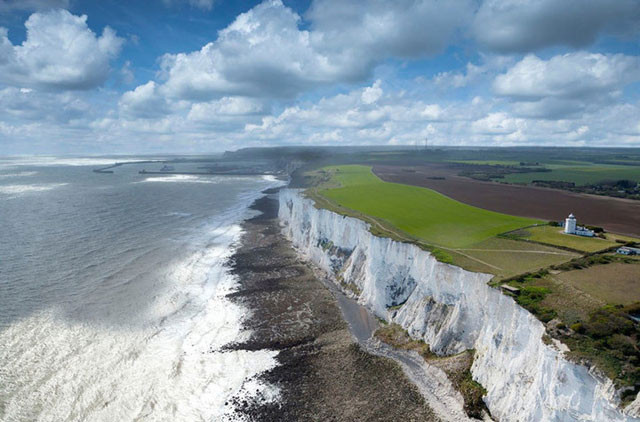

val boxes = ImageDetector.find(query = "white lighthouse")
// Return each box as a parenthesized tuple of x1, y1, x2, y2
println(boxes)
(563, 213, 595, 237)
(564, 213, 577, 234)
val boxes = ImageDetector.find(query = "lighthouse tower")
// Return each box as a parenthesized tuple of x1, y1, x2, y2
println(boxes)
(564, 213, 577, 234)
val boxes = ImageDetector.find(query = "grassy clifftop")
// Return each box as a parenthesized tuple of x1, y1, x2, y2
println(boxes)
(317, 165, 540, 249)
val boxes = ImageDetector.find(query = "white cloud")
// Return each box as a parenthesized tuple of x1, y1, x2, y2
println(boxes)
(361, 80, 382, 104)
(307, 0, 474, 71)
(433, 56, 514, 89)
(119, 81, 171, 119)
(120, 61, 135, 85)
(1, 0, 639, 153)
(158, 0, 340, 101)
(493, 53, 640, 118)
(0, 87, 88, 123)
(188, 97, 266, 120)
(471, 112, 521, 135)
(155, 0, 475, 102)
(2, 77, 639, 153)
(0, 9, 123, 91)
(473, 0, 640, 52)
(244, 81, 476, 146)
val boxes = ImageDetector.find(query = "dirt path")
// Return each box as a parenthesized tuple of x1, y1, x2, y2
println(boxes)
(456, 249, 575, 255)
(313, 263, 474, 422)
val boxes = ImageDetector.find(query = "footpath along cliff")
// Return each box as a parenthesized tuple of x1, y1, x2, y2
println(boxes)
(279, 188, 640, 422)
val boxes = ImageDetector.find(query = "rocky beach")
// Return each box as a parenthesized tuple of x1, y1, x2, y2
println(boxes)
(227, 189, 439, 421)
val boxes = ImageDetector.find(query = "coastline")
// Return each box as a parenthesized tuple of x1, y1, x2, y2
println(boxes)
(226, 188, 439, 421)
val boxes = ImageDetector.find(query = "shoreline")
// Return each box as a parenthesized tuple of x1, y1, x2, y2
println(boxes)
(225, 188, 440, 421)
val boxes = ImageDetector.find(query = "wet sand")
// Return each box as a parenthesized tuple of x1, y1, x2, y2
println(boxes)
(226, 189, 440, 421)
(374, 164, 640, 237)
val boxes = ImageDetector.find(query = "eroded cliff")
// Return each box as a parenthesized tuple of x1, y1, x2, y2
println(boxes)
(279, 188, 640, 422)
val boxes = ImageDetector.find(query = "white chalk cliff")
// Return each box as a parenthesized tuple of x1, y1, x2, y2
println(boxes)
(279, 188, 640, 422)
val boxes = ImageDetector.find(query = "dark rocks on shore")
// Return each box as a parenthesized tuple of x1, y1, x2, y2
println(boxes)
(226, 190, 439, 421)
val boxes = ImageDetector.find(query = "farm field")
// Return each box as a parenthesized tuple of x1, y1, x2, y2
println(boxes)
(296, 148, 640, 394)
(456, 237, 579, 278)
(508, 225, 619, 252)
(373, 164, 640, 238)
(317, 165, 540, 249)
(500, 165, 640, 186)
(556, 262, 640, 306)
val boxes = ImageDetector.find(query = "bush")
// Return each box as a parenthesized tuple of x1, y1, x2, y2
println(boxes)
(583, 309, 634, 338)
(607, 334, 638, 356)
(516, 286, 551, 307)
(571, 322, 585, 334)
(537, 307, 558, 323)
(585, 225, 605, 233)
(623, 302, 640, 316)
(515, 286, 557, 321)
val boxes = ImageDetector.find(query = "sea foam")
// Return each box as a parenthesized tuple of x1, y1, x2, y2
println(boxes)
(0, 176, 285, 422)
(0, 183, 68, 196)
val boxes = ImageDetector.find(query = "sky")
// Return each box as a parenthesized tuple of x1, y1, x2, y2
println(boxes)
(0, 0, 639, 154)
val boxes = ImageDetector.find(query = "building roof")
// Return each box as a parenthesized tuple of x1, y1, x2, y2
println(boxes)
(618, 246, 640, 253)
(501, 284, 521, 294)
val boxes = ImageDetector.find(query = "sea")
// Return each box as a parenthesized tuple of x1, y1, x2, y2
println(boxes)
(0, 157, 283, 421)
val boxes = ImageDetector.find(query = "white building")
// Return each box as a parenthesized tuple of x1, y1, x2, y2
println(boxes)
(563, 213, 595, 237)
(617, 246, 640, 255)
(564, 214, 577, 234)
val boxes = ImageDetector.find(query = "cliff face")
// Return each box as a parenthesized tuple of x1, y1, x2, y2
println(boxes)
(279, 189, 640, 422)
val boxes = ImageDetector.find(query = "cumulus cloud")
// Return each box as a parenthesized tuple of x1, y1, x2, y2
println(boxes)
(188, 97, 267, 121)
(433, 56, 514, 89)
(2, 0, 640, 153)
(307, 0, 474, 72)
(0, 9, 123, 91)
(158, 0, 340, 101)
(474, 0, 640, 53)
(119, 81, 171, 119)
(0, 87, 88, 123)
(493, 53, 640, 118)
(156, 0, 475, 102)
(244, 81, 464, 146)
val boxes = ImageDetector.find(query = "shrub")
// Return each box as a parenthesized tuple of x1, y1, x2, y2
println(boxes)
(607, 334, 638, 356)
(516, 286, 551, 307)
(583, 309, 634, 338)
(537, 307, 558, 323)
(571, 322, 585, 334)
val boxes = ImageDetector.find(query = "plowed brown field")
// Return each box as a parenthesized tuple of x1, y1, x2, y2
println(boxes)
(373, 164, 640, 238)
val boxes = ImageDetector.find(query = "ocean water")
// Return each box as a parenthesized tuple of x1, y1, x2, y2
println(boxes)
(0, 158, 282, 421)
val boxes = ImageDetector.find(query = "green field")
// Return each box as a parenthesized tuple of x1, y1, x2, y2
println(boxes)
(501, 165, 640, 186)
(509, 225, 618, 252)
(318, 165, 540, 248)
(457, 237, 578, 277)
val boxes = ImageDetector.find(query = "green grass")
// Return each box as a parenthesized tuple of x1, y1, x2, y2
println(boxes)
(501, 165, 640, 186)
(458, 237, 578, 279)
(318, 165, 540, 248)
(510, 225, 618, 252)
(502, 268, 640, 390)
